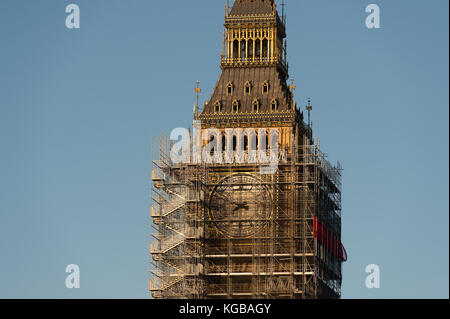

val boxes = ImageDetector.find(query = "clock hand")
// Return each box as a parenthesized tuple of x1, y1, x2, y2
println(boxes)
(232, 202, 249, 212)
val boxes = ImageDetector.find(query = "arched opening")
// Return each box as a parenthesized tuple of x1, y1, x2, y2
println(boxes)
(214, 101, 221, 113)
(248, 40, 254, 61)
(227, 82, 233, 95)
(233, 40, 239, 60)
(222, 135, 226, 152)
(262, 39, 268, 61)
(263, 81, 269, 94)
(209, 135, 216, 157)
(245, 82, 251, 95)
(252, 99, 259, 112)
(255, 39, 261, 59)
(232, 100, 239, 113)
(271, 99, 278, 111)
(240, 40, 246, 61)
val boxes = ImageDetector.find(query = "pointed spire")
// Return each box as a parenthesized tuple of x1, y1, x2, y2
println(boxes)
(194, 81, 201, 120)
(306, 98, 313, 128)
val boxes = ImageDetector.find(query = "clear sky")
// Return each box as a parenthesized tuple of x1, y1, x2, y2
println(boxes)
(0, 0, 448, 299)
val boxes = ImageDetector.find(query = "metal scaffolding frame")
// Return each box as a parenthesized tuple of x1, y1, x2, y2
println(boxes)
(149, 121, 344, 299)
(149, 134, 208, 299)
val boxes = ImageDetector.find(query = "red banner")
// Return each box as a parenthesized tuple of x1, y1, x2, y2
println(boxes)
(313, 217, 347, 262)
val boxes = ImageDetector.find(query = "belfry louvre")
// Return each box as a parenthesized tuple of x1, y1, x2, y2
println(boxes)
(150, 0, 347, 299)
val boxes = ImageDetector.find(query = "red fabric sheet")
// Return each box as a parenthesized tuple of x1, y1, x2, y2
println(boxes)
(313, 217, 347, 262)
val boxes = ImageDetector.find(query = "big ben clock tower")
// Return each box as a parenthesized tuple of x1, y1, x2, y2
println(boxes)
(150, 0, 347, 299)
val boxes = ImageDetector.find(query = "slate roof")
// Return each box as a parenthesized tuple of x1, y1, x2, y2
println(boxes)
(229, 0, 275, 16)
(201, 66, 293, 115)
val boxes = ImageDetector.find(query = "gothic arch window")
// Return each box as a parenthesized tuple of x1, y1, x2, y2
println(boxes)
(271, 99, 278, 112)
(248, 40, 254, 59)
(233, 40, 239, 59)
(262, 81, 270, 94)
(252, 99, 260, 113)
(232, 100, 240, 113)
(262, 39, 269, 61)
(209, 135, 216, 157)
(226, 82, 234, 95)
(240, 40, 246, 61)
(244, 81, 252, 95)
(214, 100, 222, 113)
(222, 135, 226, 152)
(255, 39, 261, 59)
(232, 135, 237, 151)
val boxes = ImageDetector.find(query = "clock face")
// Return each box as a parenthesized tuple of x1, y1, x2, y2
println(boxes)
(209, 174, 272, 238)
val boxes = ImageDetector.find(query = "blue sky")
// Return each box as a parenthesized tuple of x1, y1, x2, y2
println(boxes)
(0, 0, 448, 299)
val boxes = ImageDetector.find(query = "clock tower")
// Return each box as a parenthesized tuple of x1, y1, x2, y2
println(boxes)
(150, 0, 346, 299)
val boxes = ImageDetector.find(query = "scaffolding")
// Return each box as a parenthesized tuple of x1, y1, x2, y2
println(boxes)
(149, 121, 345, 299)
(149, 1, 345, 299)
